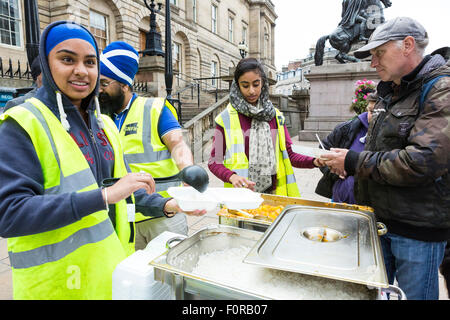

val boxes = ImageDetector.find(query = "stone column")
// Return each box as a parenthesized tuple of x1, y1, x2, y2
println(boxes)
(299, 61, 379, 141)
(290, 88, 310, 131)
(135, 55, 166, 97)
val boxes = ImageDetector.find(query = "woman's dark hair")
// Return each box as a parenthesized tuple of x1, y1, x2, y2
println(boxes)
(234, 57, 267, 85)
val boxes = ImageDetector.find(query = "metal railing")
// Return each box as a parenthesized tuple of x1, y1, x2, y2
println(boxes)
(171, 73, 228, 127)
(175, 71, 223, 92)
(132, 81, 149, 93)
(0, 58, 31, 80)
(130, 72, 228, 127)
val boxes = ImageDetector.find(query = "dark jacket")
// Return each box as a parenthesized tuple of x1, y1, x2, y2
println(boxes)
(345, 47, 450, 242)
(315, 115, 365, 198)
(0, 21, 168, 238)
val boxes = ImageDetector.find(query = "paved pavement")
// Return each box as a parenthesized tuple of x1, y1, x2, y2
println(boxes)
(0, 140, 448, 300)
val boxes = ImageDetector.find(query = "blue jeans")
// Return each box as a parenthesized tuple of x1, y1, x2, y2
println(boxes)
(380, 232, 446, 300)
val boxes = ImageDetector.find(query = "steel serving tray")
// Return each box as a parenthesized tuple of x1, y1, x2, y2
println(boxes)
(150, 225, 406, 300)
(150, 225, 270, 300)
(244, 205, 389, 288)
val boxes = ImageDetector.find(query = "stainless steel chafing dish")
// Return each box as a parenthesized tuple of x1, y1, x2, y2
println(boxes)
(151, 225, 269, 299)
(218, 194, 382, 232)
(244, 205, 388, 288)
(150, 224, 406, 300)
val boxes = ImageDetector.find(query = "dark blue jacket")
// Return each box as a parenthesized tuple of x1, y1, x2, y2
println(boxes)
(315, 113, 369, 201)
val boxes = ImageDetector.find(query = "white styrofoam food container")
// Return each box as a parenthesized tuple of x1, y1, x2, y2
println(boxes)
(209, 188, 264, 210)
(112, 231, 181, 300)
(166, 187, 220, 211)
(291, 145, 333, 159)
(167, 187, 264, 211)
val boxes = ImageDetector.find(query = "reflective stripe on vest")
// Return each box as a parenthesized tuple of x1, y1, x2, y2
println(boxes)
(215, 104, 249, 179)
(20, 102, 97, 194)
(122, 97, 177, 171)
(8, 219, 114, 269)
(101, 114, 136, 254)
(120, 97, 181, 221)
(0, 98, 131, 299)
(215, 104, 300, 197)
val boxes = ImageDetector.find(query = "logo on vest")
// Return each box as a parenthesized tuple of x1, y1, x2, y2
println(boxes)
(66, 265, 81, 290)
(124, 122, 138, 136)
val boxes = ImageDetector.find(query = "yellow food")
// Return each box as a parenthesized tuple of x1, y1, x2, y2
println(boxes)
(222, 204, 284, 222)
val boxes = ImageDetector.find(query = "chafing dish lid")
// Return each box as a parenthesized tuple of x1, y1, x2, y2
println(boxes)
(244, 205, 389, 288)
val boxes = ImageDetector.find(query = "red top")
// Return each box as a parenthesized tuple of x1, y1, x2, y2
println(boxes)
(208, 112, 315, 192)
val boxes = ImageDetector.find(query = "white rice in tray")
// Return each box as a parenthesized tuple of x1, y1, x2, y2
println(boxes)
(192, 245, 374, 300)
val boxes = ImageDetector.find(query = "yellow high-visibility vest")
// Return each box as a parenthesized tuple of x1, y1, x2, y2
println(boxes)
(119, 97, 181, 221)
(0, 97, 134, 299)
(214, 103, 300, 197)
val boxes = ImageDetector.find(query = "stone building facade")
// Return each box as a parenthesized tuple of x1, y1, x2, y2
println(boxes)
(0, 0, 277, 92)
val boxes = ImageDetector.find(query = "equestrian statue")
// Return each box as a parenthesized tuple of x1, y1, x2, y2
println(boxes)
(314, 0, 392, 66)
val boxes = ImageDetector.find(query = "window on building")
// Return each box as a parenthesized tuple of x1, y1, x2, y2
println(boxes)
(173, 42, 182, 74)
(211, 5, 217, 34)
(139, 30, 146, 53)
(0, 0, 22, 47)
(264, 29, 269, 59)
(192, 0, 197, 23)
(211, 61, 217, 87)
(242, 25, 247, 44)
(170, 0, 177, 5)
(228, 17, 234, 42)
(89, 11, 109, 51)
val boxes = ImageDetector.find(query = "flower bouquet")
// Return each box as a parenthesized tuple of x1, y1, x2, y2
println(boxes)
(350, 79, 376, 114)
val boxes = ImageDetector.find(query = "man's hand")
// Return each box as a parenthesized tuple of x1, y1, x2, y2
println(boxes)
(322, 148, 349, 179)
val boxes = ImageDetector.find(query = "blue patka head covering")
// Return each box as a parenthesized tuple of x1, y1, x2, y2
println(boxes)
(100, 41, 139, 87)
(45, 23, 97, 55)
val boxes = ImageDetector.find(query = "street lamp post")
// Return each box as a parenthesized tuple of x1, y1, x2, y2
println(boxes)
(142, 0, 164, 57)
(164, 0, 173, 101)
(23, 0, 40, 65)
(238, 41, 248, 59)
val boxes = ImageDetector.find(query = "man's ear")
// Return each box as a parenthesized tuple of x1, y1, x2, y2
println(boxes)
(120, 83, 130, 94)
(402, 36, 416, 56)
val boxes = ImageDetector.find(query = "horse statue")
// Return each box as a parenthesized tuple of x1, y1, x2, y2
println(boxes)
(314, 0, 392, 66)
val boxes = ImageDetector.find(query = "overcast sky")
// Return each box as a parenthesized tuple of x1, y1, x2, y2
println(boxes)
(272, 0, 450, 70)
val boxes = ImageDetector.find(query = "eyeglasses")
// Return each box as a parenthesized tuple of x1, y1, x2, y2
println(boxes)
(100, 80, 117, 88)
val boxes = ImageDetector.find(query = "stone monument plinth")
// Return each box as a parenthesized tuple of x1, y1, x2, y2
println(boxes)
(299, 61, 379, 141)
(135, 55, 166, 97)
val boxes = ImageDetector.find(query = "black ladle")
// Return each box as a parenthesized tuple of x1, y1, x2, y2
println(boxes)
(176, 165, 209, 193)
(101, 165, 209, 193)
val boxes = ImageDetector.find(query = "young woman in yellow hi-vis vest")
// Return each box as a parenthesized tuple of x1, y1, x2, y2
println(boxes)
(209, 58, 325, 196)
(0, 21, 205, 300)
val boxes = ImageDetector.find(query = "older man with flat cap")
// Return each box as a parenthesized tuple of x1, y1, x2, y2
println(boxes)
(323, 17, 450, 299)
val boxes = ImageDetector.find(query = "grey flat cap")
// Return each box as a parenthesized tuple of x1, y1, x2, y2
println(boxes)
(354, 17, 428, 59)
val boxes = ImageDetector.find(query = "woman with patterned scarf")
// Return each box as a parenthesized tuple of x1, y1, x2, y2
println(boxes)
(209, 58, 324, 196)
